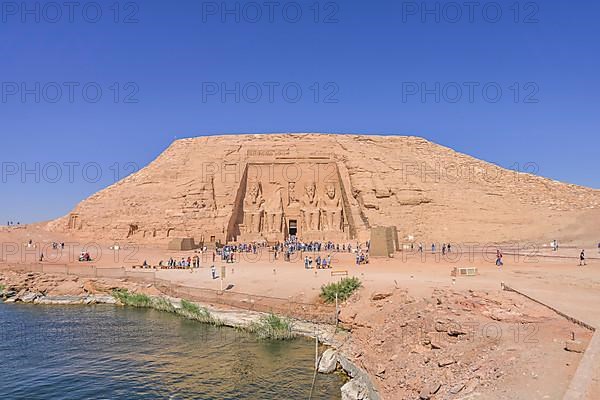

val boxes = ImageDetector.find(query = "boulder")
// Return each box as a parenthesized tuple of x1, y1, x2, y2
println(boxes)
(371, 292, 392, 301)
(318, 348, 339, 374)
(341, 379, 368, 400)
(49, 280, 85, 296)
(419, 382, 441, 399)
(20, 292, 40, 303)
(450, 383, 465, 394)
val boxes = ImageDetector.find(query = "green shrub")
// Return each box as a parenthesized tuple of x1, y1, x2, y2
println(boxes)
(0, 284, 5, 293)
(112, 289, 222, 326)
(112, 289, 152, 307)
(177, 299, 222, 326)
(248, 313, 295, 340)
(152, 297, 176, 313)
(320, 277, 361, 303)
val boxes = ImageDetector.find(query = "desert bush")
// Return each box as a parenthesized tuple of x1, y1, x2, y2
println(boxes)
(320, 277, 361, 303)
(248, 313, 296, 340)
(112, 289, 153, 308)
(177, 299, 222, 326)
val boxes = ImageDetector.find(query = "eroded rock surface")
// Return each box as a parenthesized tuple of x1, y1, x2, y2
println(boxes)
(41, 134, 599, 245)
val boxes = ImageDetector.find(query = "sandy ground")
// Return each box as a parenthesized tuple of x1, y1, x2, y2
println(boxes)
(1, 226, 600, 399)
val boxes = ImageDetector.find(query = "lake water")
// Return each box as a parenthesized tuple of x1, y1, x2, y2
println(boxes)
(0, 302, 343, 399)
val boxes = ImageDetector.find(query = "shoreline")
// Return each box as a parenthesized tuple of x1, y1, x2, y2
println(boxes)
(0, 272, 381, 400)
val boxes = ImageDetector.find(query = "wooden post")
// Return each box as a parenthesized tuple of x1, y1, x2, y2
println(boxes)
(335, 292, 339, 328)
(315, 331, 319, 369)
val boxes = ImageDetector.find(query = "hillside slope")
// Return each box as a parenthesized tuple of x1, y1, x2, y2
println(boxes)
(46, 134, 600, 245)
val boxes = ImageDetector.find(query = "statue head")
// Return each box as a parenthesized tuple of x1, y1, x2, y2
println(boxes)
(305, 182, 316, 200)
(247, 181, 261, 202)
(326, 184, 336, 199)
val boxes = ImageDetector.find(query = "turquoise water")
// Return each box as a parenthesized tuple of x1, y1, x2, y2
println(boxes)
(0, 302, 342, 399)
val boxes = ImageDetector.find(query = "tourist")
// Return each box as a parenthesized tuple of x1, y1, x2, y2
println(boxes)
(431, 243, 435, 253)
(442, 244, 446, 255)
(211, 265, 217, 279)
(447, 243, 451, 253)
(496, 250, 503, 267)
(418, 243, 423, 253)
(304, 256, 309, 269)
(579, 250, 586, 266)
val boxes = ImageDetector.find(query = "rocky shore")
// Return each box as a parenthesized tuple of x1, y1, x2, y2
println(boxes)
(0, 269, 380, 400)
(334, 287, 593, 400)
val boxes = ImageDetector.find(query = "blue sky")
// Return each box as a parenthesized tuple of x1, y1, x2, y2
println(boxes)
(1, 0, 598, 224)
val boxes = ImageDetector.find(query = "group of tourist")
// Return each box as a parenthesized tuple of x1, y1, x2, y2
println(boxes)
(304, 254, 333, 269)
(355, 251, 369, 265)
(159, 256, 201, 269)
(217, 243, 268, 263)
(79, 252, 92, 262)
(277, 235, 367, 262)
(415, 242, 453, 255)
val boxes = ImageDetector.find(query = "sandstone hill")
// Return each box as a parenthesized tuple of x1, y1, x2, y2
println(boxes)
(45, 134, 600, 246)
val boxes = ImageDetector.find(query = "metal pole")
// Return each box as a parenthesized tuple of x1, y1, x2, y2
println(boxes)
(335, 292, 339, 328)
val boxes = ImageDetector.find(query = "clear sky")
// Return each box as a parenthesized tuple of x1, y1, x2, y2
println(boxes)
(1, 0, 598, 224)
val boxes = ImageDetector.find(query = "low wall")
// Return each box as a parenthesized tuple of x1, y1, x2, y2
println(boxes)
(0, 262, 336, 324)
(502, 283, 598, 400)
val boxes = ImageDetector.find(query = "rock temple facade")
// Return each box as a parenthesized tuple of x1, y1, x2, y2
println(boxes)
(46, 134, 600, 246)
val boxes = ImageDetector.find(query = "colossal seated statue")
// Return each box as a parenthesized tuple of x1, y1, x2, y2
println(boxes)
(264, 186, 284, 233)
(300, 181, 320, 231)
(321, 183, 343, 231)
(243, 181, 264, 233)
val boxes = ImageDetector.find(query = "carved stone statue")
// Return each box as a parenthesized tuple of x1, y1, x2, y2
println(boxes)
(300, 181, 320, 231)
(243, 181, 264, 233)
(321, 183, 343, 231)
(264, 186, 284, 233)
(287, 182, 299, 206)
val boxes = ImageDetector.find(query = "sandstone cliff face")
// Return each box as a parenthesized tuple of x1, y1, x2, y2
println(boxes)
(46, 134, 600, 245)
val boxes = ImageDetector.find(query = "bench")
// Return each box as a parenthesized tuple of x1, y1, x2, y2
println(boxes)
(331, 270, 349, 277)
(451, 267, 478, 277)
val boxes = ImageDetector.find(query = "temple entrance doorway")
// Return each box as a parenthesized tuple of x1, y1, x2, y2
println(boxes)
(288, 220, 297, 236)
